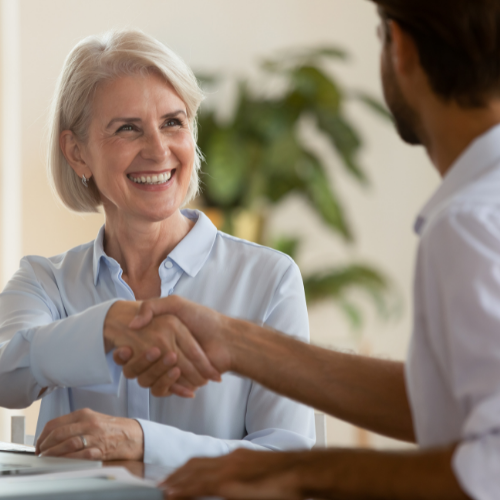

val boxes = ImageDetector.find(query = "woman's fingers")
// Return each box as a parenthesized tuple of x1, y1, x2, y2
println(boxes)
(168, 381, 196, 398)
(37, 409, 144, 462)
(36, 409, 92, 454)
(122, 346, 174, 379)
(113, 346, 133, 365)
(40, 434, 88, 457)
(137, 356, 180, 392)
(149, 369, 198, 398)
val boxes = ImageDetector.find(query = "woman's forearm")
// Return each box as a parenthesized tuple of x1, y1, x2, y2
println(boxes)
(226, 318, 415, 442)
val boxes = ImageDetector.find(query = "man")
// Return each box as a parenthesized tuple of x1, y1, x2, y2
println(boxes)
(117, 0, 500, 498)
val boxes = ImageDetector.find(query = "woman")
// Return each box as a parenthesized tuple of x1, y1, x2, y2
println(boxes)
(0, 29, 314, 468)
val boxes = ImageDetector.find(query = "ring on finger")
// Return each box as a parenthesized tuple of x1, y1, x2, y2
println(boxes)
(80, 435, 88, 450)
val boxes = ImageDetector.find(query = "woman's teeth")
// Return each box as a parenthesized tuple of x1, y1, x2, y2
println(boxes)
(128, 171, 172, 185)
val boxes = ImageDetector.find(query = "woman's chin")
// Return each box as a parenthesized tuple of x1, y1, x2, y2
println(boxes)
(132, 205, 184, 224)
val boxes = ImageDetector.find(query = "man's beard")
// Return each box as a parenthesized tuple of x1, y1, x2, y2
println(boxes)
(381, 52, 422, 146)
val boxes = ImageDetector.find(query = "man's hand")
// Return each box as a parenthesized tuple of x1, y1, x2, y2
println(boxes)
(163, 446, 469, 500)
(36, 408, 144, 461)
(163, 449, 314, 500)
(113, 296, 234, 379)
(104, 300, 221, 398)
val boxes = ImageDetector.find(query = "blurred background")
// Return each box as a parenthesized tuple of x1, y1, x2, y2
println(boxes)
(0, 0, 439, 449)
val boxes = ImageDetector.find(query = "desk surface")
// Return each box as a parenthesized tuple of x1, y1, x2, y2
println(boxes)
(104, 460, 174, 484)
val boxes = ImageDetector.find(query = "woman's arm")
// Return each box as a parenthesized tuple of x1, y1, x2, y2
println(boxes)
(0, 258, 218, 409)
(0, 258, 118, 408)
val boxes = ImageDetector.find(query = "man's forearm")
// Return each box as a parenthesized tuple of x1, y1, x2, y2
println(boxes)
(225, 317, 415, 442)
(292, 446, 468, 500)
(165, 444, 469, 500)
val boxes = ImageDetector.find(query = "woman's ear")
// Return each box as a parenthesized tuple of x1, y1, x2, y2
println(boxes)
(59, 130, 93, 180)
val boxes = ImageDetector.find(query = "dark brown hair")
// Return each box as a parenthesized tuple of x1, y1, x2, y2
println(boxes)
(370, 0, 500, 107)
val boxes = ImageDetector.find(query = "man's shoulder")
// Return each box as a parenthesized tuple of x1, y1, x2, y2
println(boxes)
(421, 199, 500, 267)
(423, 162, 500, 241)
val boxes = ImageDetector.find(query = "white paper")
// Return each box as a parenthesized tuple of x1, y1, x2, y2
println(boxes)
(0, 466, 158, 487)
(0, 441, 35, 453)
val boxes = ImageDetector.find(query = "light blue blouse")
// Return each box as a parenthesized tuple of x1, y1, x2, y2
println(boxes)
(0, 209, 315, 467)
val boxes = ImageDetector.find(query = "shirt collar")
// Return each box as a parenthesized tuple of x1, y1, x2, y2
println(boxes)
(93, 225, 107, 285)
(168, 209, 218, 277)
(93, 209, 218, 285)
(414, 123, 500, 235)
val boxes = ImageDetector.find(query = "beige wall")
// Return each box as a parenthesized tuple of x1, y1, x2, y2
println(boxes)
(0, 0, 440, 446)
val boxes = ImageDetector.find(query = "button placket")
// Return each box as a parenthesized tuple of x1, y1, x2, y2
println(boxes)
(160, 259, 183, 297)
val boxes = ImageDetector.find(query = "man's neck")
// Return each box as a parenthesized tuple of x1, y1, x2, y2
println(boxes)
(419, 98, 500, 177)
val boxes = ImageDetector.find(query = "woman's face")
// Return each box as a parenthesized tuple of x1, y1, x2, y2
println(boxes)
(81, 72, 194, 222)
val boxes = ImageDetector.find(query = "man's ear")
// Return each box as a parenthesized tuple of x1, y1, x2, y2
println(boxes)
(387, 20, 420, 78)
(59, 130, 93, 180)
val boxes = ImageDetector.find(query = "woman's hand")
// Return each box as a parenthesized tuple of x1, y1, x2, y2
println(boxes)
(104, 301, 221, 397)
(36, 408, 144, 461)
(163, 448, 313, 499)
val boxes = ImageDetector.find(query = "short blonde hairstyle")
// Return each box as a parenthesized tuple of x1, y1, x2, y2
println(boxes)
(47, 29, 204, 213)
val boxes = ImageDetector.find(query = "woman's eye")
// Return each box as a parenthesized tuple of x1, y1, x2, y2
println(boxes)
(117, 124, 135, 132)
(165, 118, 182, 128)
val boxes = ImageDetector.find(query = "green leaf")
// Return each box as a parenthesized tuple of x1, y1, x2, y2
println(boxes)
(291, 66, 342, 114)
(304, 264, 390, 302)
(235, 97, 299, 144)
(270, 236, 300, 259)
(203, 129, 247, 207)
(315, 110, 368, 183)
(352, 91, 394, 122)
(298, 152, 352, 241)
(303, 264, 394, 327)
(339, 300, 363, 330)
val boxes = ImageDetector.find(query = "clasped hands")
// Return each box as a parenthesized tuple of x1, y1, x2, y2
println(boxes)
(105, 297, 226, 399)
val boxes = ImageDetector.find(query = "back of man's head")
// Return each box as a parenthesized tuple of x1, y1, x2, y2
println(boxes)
(370, 0, 500, 107)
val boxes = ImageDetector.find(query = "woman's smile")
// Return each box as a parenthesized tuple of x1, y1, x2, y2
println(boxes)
(126, 168, 177, 191)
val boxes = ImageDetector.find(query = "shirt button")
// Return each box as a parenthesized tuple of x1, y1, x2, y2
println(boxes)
(165, 261, 173, 269)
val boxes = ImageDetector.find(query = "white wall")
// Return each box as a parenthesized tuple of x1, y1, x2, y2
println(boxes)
(0, 0, 440, 446)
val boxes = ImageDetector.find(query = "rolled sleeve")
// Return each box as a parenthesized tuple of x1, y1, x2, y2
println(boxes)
(139, 419, 268, 468)
(0, 257, 119, 408)
(29, 300, 117, 388)
(453, 433, 500, 500)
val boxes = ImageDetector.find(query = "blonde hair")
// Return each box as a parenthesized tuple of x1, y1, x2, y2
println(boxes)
(47, 29, 204, 212)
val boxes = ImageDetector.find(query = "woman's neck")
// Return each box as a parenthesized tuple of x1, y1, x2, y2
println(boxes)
(102, 208, 195, 299)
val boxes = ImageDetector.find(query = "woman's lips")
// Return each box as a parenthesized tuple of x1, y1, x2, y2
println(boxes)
(127, 169, 176, 191)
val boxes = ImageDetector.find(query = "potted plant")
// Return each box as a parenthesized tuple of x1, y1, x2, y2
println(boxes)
(195, 46, 396, 328)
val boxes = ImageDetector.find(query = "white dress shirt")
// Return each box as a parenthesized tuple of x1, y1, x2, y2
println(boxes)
(0, 209, 315, 467)
(407, 124, 500, 500)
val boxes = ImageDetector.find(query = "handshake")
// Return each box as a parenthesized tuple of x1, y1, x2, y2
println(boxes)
(104, 296, 232, 398)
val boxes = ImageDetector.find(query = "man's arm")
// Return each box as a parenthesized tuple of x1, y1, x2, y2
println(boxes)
(228, 318, 414, 442)
(164, 446, 468, 500)
(119, 296, 414, 442)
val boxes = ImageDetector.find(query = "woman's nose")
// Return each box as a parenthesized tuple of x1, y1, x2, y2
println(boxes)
(142, 130, 168, 162)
